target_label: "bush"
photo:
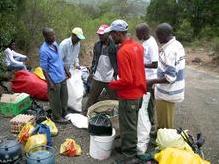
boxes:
[176,19,193,42]
[212,37,219,58]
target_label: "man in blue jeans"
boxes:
[39,27,70,124]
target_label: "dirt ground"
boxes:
[0,47,219,164]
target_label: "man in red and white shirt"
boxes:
[105,19,147,159]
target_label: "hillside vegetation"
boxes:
[0,0,218,66]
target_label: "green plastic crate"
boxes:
[0,95,32,117]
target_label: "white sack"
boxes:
[65,113,88,129]
[137,93,151,155]
[67,69,84,112]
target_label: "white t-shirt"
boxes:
[142,36,159,80]
[93,46,114,83]
[4,48,27,66]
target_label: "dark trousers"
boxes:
[85,79,116,111]
[119,98,142,157]
[147,87,155,125]
[48,80,68,120]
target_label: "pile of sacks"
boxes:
[139,128,210,164]
[11,66,88,112]
[17,118,58,152]
[17,118,82,157]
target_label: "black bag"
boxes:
[88,113,112,136]
[177,128,205,158]
[25,100,51,124]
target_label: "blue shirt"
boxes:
[39,42,66,84]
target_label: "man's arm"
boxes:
[145,43,158,69]
[39,49,55,90]
[75,44,80,69]
[90,43,97,75]
[13,50,27,59]
[4,49,23,65]
[145,61,158,69]
[109,51,133,90]
[64,66,71,78]
[147,77,169,88]
[42,70,55,90]
[148,50,177,87]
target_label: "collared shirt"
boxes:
[59,37,80,70]
[109,38,146,99]
[39,42,66,84]
[155,37,185,103]
[4,48,27,66]
[142,36,159,80]
[93,45,114,82]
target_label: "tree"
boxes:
[0,0,18,50]
[146,0,219,38]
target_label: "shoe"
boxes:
[115,146,122,154]
[51,117,70,124]
[62,111,71,118]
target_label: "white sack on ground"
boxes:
[137,93,151,155]
[65,113,88,129]
[67,69,84,112]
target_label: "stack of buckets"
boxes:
[89,122,116,160]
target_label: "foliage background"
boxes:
[0,0,218,67]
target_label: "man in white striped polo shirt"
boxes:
[148,23,185,128]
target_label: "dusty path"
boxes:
[176,66,219,164]
[0,66,219,163]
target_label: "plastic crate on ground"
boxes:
[0,93,32,117]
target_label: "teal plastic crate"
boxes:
[0,94,32,117]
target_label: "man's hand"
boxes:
[88,74,93,82]
[48,81,56,90]
[64,66,71,78]
[147,79,156,88]
[75,65,81,70]
[66,71,71,79]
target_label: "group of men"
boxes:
[39,19,185,162]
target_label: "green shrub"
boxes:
[176,19,193,42]
[212,37,219,57]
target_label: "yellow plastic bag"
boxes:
[24,134,47,153]
[60,139,82,157]
[33,67,45,80]
[155,147,210,164]
[156,128,192,151]
[17,122,34,144]
[42,118,58,136]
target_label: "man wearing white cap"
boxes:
[106,20,147,160]
[83,24,117,115]
[59,27,85,71]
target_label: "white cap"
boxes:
[104,19,128,33]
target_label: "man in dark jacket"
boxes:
[83,24,117,115]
